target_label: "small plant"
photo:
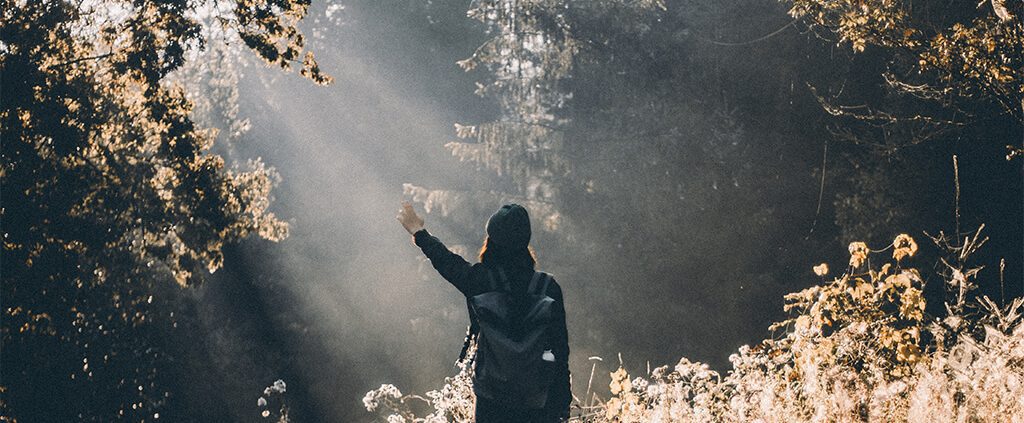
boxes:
[363,345,477,422]
[257,379,290,422]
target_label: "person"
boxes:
[397,201,571,422]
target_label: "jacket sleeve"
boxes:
[413,229,476,296]
[547,279,572,416]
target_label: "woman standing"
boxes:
[397,202,571,422]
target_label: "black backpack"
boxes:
[460,268,558,409]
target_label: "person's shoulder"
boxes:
[466,263,499,295]
[468,262,489,278]
[540,271,564,300]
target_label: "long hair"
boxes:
[478,236,536,270]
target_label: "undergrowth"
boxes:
[364,227,1024,422]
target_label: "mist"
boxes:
[172,1,1023,421]
[176,2,506,420]
[7,0,1018,421]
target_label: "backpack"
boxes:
[462,268,558,409]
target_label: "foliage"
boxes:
[787,0,1024,132]
[780,0,1024,251]
[0,0,328,419]
[366,231,1024,422]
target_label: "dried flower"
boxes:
[814,263,829,276]
[849,279,874,300]
[896,342,921,363]
[363,384,403,412]
[849,241,869,268]
[605,397,622,420]
[893,233,918,261]
[609,367,631,395]
[899,287,925,321]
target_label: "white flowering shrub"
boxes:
[363,347,477,422]
[366,229,1024,422]
[257,379,290,421]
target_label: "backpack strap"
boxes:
[485,269,498,292]
[458,267,510,366]
[496,267,510,292]
[461,269,497,366]
[529,272,552,296]
[526,271,543,295]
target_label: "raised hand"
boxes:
[396,201,425,235]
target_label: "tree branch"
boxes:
[46,52,114,70]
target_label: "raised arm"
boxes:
[397,202,475,295]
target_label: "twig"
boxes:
[585,356,602,408]
[805,139,828,240]
[46,52,114,69]
[953,155,961,242]
[696,20,797,47]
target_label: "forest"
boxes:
[1,0,1022,421]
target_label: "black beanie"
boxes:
[486,204,531,248]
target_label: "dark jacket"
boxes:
[413,229,571,416]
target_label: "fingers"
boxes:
[396,201,423,235]
[397,201,415,222]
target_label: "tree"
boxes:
[786,0,1023,150]
[0,0,329,419]
[780,0,1023,252]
